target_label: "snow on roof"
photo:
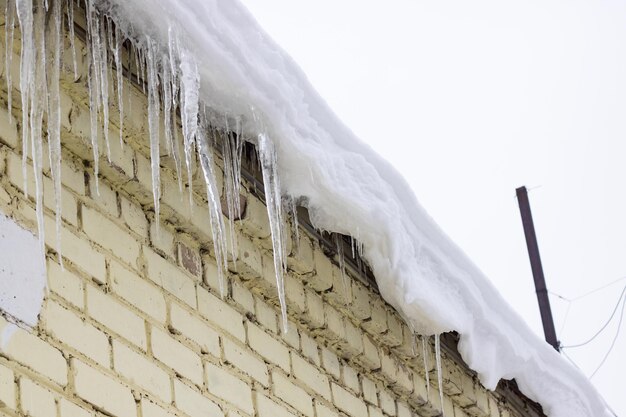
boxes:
[7,0,613,416]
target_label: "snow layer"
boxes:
[0,211,46,329]
[98,3,611,415]
[4,1,612,416]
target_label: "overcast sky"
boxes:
[240,0,626,414]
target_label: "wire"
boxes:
[561,284,626,349]
[590,294,626,379]
[550,275,626,302]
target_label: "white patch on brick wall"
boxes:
[0,211,46,329]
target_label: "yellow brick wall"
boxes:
[0,8,542,417]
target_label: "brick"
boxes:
[174,379,223,417]
[150,220,176,259]
[178,240,202,277]
[205,363,253,415]
[344,320,364,358]
[223,338,269,387]
[110,260,166,323]
[324,304,345,341]
[88,175,119,217]
[0,318,67,386]
[247,323,290,372]
[291,354,331,401]
[59,399,93,417]
[315,401,339,417]
[287,233,314,274]
[359,334,381,370]
[382,312,403,347]
[73,359,135,417]
[348,281,371,321]
[284,274,305,313]
[202,258,223,294]
[305,289,325,329]
[169,302,220,356]
[82,205,140,267]
[272,371,314,417]
[59,226,106,283]
[231,281,254,313]
[0,366,15,410]
[362,299,387,335]
[331,383,367,417]
[280,319,300,350]
[113,340,171,403]
[0,107,19,148]
[381,352,412,394]
[380,390,396,416]
[121,195,148,239]
[321,348,340,380]
[151,327,203,386]
[43,174,79,226]
[362,377,378,405]
[228,234,262,280]
[87,285,147,349]
[343,365,360,394]
[140,398,176,417]
[42,300,109,367]
[309,250,333,292]
[255,299,278,334]
[255,393,294,417]
[60,157,86,195]
[300,333,321,366]
[47,259,84,310]
[19,378,56,417]
[369,406,384,417]
[397,402,412,417]
[144,246,197,308]
[197,287,245,342]
[239,196,270,239]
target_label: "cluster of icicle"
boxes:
[4,0,450,411]
[4,0,290,328]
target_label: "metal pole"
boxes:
[515,186,560,351]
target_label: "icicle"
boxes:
[335,234,349,302]
[145,38,161,229]
[435,334,445,417]
[99,16,111,161]
[196,128,228,297]
[48,0,64,266]
[166,27,183,192]
[256,131,288,333]
[113,25,124,147]
[66,0,77,78]
[179,49,199,208]
[30,0,48,260]
[86,0,101,193]
[411,332,418,356]
[421,335,431,401]
[16,0,34,198]
[5,0,16,121]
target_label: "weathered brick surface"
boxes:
[0,20,541,417]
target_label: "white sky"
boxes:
[240,0,626,415]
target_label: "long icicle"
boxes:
[435,334,445,416]
[66,0,77,78]
[16,0,34,198]
[197,127,228,297]
[145,37,161,230]
[113,25,124,147]
[5,0,16,122]
[257,130,288,333]
[48,0,63,266]
[86,0,101,193]
[421,335,431,401]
